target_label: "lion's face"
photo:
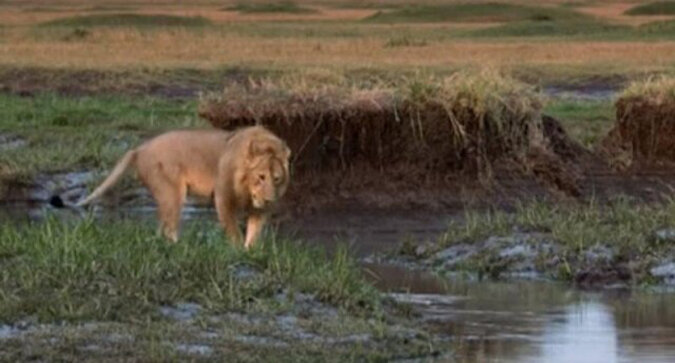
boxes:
[247,138,291,210]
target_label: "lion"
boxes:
[68,125,291,248]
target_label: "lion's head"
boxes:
[246,135,291,210]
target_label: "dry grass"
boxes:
[621,74,675,101]
[199,69,546,177]
[2,26,675,71]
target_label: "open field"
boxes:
[0,1,674,77]
[3,1,675,361]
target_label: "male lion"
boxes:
[72,125,291,248]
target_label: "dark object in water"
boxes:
[49,195,65,208]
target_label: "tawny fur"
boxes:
[78,126,291,248]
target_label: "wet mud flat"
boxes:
[0,289,439,361]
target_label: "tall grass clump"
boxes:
[620,75,675,100]
[0,218,379,323]
[600,76,675,166]
[625,1,675,16]
[40,14,212,28]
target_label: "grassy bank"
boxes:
[0,218,442,360]
[0,218,378,323]
[404,199,675,285]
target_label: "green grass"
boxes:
[40,13,212,28]
[366,3,582,23]
[472,19,627,38]
[636,19,675,37]
[544,99,614,146]
[0,218,379,323]
[225,2,317,14]
[625,1,675,16]
[0,93,202,181]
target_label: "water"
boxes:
[365,264,675,363]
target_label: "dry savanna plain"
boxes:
[2,0,675,361]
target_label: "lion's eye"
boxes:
[273,176,281,184]
[259,174,266,181]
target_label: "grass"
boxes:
[366,3,583,23]
[0,218,436,360]
[637,19,675,37]
[225,1,317,14]
[40,13,212,28]
[625,1,675,16]
[0,217,379,323]
[384,35,428,48]
[544,99,614,146]
[620,74,675,100]
[471,18,627,38]
[431,198,675,282]
[0,93,202,181]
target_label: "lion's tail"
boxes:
[77,149,138,207]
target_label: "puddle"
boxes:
[366,263,675,363]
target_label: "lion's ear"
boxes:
[248,139,273,159]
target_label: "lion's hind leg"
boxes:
[140,165,186,243]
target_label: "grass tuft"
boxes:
[40,14,212,28]
[625,1,675,16]
[0,218,379,323]
[620,75,675,101]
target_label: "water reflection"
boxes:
[366,264,675,363]
[538,301,617,363]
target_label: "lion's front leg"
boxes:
[244,213,267,249]
[214,190,243,245]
